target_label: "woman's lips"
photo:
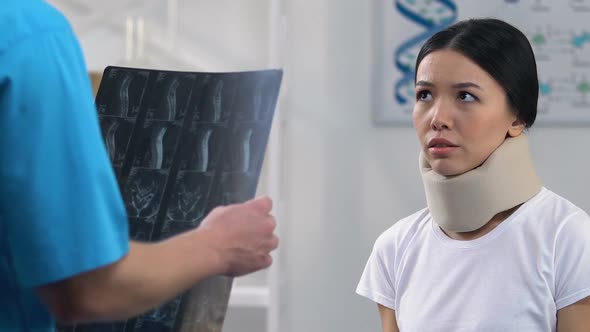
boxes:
[427,138,459,156]
[429,146,458,155]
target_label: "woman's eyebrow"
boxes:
[452,82,482,90]
[415,81,482,90]
[415,80,434,87]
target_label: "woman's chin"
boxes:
[431,163,469,177]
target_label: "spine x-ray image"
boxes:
[57,66,282,332]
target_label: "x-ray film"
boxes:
[57,66,282,332]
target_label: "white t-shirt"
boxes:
[356,188,590,332]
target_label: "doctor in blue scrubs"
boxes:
[0,1,279,331]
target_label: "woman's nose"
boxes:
[430,102,453,130]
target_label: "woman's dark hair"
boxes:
[415,18,538,128]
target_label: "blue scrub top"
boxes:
[0,1,129,330]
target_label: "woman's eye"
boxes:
[459,92,476,102]
[416,91,432,101]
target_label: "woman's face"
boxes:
[412,49,525,176]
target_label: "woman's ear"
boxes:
[507,118,526,137]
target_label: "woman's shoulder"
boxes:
[522,187,590,231]
[528,187,588,218]
[373,207,432,251]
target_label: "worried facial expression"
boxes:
[412,50,525,176]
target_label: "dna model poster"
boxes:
[374,0,590,125]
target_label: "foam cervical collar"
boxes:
[420,134,542,232]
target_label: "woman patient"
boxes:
[357,18,590,332]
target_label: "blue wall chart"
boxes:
[374,0,590,125]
